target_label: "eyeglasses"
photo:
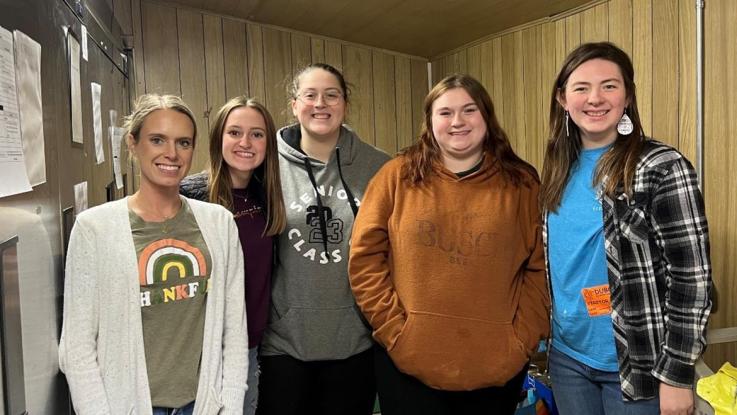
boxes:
[295,90,344,106]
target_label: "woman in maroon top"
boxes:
[180,96,286,415]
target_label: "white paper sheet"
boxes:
[68,33,83,144]
[0,26,32,198]
[109,109,117,129]
[110,125,125,189]
[109,110,124,189]
[81,25,88,61]
[73,181,87,213]
[13,30,46,186]
[91,82,104,164]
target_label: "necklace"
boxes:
[159,212,175,234]
[232,190,262,219]
[234,187,249,201]
[151,207,179,234]
[130,195,181,234]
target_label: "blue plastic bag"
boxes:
[517,372,558,415]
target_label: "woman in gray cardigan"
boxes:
[58,94,248,415]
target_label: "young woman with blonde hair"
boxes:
[60,94,248,414]
[180,96,286,415]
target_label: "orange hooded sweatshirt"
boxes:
[349,155,550,391]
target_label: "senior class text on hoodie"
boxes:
[259,124,390,361]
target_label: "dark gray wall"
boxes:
[0,0,130,413]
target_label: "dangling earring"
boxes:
[564,110,570,137]
[617,109,634,135]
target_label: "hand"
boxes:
[659,382,694,415]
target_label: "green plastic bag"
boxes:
[697,362,737,415]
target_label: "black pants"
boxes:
[374,346,526,415]
[256,347,375,415]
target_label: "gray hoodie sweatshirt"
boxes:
[260,124,390,361]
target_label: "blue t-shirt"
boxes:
[548,144,618,371]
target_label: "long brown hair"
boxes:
[207,96,286,236]
[401,73,536,185]
[540,42,646,213]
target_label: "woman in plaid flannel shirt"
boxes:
[540,42,712,415]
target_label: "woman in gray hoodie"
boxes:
[257,63,389,415]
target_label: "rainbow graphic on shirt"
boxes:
[138,238,209,307]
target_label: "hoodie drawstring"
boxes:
[302,149,360,263]
[336,147,359,217]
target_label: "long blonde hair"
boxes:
[207,97,286,236]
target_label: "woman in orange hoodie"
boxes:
[349,74,550,414]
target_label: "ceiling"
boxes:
[166,0,591,58]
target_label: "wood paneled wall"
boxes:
[703,0,737,370]
[432,0,694,169]
[119,0,735,367]
[129,0,429,173]
[432,0,736,368]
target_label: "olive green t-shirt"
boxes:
[130,200,212,407]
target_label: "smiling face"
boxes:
[431,87,487,169]
[291,68,346,141]
[221,106,268,188]
[559,58,628,148]
[128,109,195,192]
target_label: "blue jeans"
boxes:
[244,347,260,415]
[152,401,195,415]
[549,347,659,415]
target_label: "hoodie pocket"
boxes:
[268,306,370,360]
[389,311,528,391]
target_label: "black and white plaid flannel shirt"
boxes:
[544,140,712,401]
